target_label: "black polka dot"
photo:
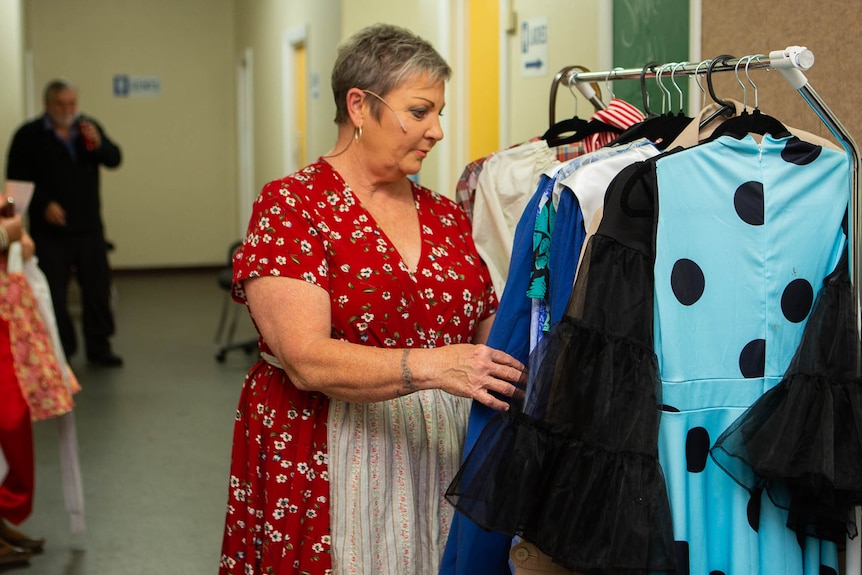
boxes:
[685,427,710,473]
[674,541,690,575]
[781,137,822,165]
[734,181,764,225]
[820,565,838,575]
[660,404,681,413]
[747,493,761,532]
[781,279,814,323]
[671,259,705,306]
[739,339,766,378]
[710,571,727,575]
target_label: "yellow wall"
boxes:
[468,0,499,161]
[22,0,236,269]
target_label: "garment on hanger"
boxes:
[467,99,645,297]
[652,133,846,575]
[441,175,553,575]
[448,155,677,574]
[471,140,560,298]
[444,140,661,575]
[528,139,659,346]
[448,131,850,575]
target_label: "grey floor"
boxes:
[10,270,258,575]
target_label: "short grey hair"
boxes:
[43,78,76,103]
[331,23,451,125]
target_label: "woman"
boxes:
[219,23,524,575]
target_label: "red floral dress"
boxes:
[219,160,497,575]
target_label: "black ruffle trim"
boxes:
[711,254,862,543]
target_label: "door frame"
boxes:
[282,24,309,177]
[236,47,255,238]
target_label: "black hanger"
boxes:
[708,108,791,140]
[542,117,622,147]
[698,55,737,129]
[605,62,691,150]
[608,113,690,150]
[708,54,792,140]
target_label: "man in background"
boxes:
[6,78,124,367]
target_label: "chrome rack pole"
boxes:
[563,56,773,85]
[767,47,862,575]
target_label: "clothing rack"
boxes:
[561,47,862,575]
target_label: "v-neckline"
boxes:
[329,165,425,277]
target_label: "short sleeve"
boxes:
[232,175,329,303]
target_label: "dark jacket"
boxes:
[6,115,122,237]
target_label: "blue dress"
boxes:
[654,133,847,575]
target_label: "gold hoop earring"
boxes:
[354,125,363,142]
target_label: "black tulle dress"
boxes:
[446,162,677,574]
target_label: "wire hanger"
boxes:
[640,61,660,117]
[655,63,674,115]
[548,65,603,127]
[670,61,690,115]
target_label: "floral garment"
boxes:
[220,159,497,575]
[0,263,78,421]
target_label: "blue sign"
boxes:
[112,74,162,98]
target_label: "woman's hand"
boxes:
[428,344,525,411]
[1,215,23,244]
[20,231,35,260]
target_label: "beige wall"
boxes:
[8,2,858,270]
[0,0,25,181]
[233,0,342,192]
[22,0,236,269]
[341,0,457,196]
[6,1,613,268]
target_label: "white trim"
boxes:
[25,50,34,118]
[453,0,467,170]
[436,1,451,194]
[498,0,510,148]
[236,47,255,238]
[281,24,309,177]
[688,0,703,113]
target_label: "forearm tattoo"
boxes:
[399,349,417,395]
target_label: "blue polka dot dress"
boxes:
[654,133,848,575]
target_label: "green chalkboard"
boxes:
[612,0,690,115]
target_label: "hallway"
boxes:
[14,270,257,574]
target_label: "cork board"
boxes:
[702,3,860,147]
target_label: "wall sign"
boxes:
[520,16,549,78]
[113,74,162,98]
